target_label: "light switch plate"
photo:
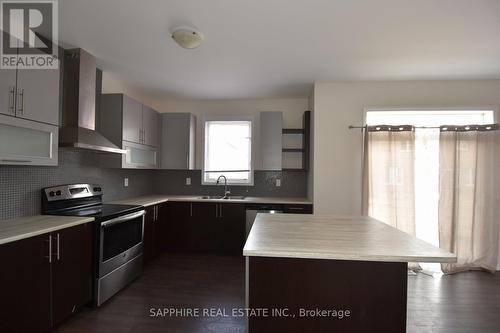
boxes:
[276,179,281,187]
[124,178,129,187]
[186,177,191,185]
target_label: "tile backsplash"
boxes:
[154,169,307,198]
[0,149,154,220]
[0,150,308,220]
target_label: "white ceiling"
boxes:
[59,0,500,99]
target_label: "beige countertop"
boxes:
[243,214,457,263]
[110,194,312,207]
[0,215,95,245]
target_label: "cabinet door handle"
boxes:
[8,86,16,114]
[55,233,60,260]
[190,203,193,217]
[17,88,24,115]
[219,204,223,218]
[46,235,52,263]
[215,204,218,218]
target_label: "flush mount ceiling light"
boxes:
[171,28,203,49]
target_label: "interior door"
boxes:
[0,68,17,116]
[16,67,60,125]
[0,234,51,333]
[51,223,93,327]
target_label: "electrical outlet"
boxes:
[186,177,191,185]
[276,179,281,187]
[124,178,129,187]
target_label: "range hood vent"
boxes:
[60,48,126,154]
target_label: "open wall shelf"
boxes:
[281,111,310,171]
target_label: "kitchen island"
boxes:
[243,214,456,333]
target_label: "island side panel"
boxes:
[247,257,408,333]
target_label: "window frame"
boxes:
[201,115,255,186]
[364,107,497,126]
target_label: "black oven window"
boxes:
[102,217,143,261]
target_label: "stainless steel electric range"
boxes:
[41,184,145,306]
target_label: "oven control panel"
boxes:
[43,184,103,201]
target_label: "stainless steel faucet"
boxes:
[216,175,231,199]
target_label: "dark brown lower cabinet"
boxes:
[165,201,192,252]
[144,202,169,263]
[0,233,51,333]
[217,203,245,255]
[191,202,218,252]
[164,201,245,255]
[51,223,92,327]
[0,223,92,332]
[143,205,155,263]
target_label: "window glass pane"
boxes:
[366,110,494,126]
[204,120,252,183]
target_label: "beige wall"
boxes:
[154,98,309,169]
[101,72,155,107]
[313,80,500,215]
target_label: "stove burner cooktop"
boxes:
[56,204,141,219]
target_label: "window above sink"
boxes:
[202,116,254,186]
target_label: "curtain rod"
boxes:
[349,125,440,129]
[349,124,499,130]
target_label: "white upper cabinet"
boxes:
[122,95,143,144]
[159,113,196,170]
[99,93,159,169]
[0,114,58,166]
[259,111,282,170]
[15,68,60,125]
[0,69,17,117]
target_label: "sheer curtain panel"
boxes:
[439,125,500,273]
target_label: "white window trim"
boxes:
[201,115,256,186]
[363,107,497,125]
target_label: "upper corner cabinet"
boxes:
[98,93,159,169]
[159,113,196,169]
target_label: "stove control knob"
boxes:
[93,187,102,192]
[56,190,62,196]
[49,191,55,197]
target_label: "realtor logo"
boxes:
[1,0,58,69]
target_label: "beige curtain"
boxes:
[362,126,419,270]
[363,127,416,234]
[439,126,500,273]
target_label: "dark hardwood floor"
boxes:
[55,254,500,333]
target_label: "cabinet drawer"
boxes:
[283,204,313,214]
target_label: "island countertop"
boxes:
[243,214,456,263]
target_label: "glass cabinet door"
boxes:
[122,141,157,169]
[0,114,58,165]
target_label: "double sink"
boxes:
[197,195,246,200]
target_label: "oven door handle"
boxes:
[101,210,145,228]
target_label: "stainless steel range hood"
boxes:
[60,48,126,154]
